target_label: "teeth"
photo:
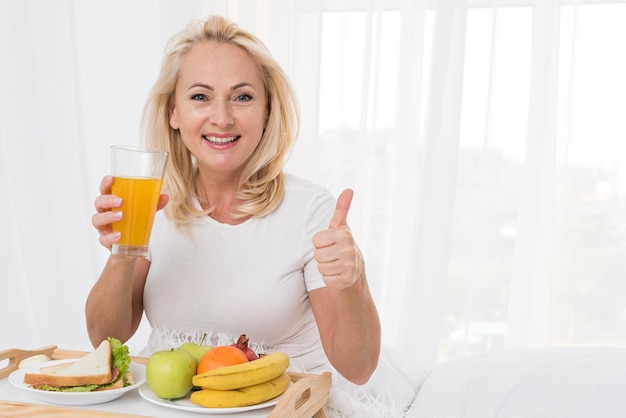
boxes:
[204,136,239,144]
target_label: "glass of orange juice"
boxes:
[110,145,169,257]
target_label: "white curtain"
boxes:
[2,0,625,368]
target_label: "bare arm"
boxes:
[85,255,149,346]
[309,275,381,384]
[311,189,381,384]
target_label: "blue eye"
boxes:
[191,93,208,101]
[235,93,252,102]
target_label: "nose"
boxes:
[211,98,234,128]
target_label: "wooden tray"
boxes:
[0,401,150,418]
[0,346,331,418]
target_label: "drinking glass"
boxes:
[110,145,169,257]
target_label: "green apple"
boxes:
[146,349,196,399]
[179,341,213,364]
[179,334,212,364]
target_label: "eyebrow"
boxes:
[187,82,255,91]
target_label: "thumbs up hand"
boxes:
[313,189,365,290]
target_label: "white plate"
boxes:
[9,359,146,406]
[139,383,281,415]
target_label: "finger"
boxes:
[329,188,354,229]
[99,175,115,195]
[98,231,122,251]
[314,246,338,264]
[92,209,122,251]
[92,210,123,230]
[94,194,123,213]
[317,260,345,277]
[320,272,355,290]
[157,194,169,211]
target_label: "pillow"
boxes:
[406,347,626,418]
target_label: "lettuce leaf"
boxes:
[107,337,131,386]
[33,383,99,392]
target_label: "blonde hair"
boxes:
[141,15,299,226]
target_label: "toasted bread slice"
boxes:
[23,340,113,387]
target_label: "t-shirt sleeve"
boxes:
[302,189,336,292]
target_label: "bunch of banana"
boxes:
[190,372,290,408]
[190,351,291,408]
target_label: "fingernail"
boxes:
[113,210,123,219]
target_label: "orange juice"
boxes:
[111,176,163,249]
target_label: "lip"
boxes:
[202,134,241,149]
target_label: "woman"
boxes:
[86,15,381,389]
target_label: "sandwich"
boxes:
[23,337,133,392]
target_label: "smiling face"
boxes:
[169,41,268,183]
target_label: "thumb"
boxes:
[329,189,354,229]
[157,194,170,211]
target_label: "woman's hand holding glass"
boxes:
[92,175,169,252]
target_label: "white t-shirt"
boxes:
[141,174,335,373]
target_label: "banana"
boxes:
[190,372,290,408]
[193,351,290,390]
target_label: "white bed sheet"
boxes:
[407,346,626,418]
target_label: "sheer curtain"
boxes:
[2,0,625,368]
